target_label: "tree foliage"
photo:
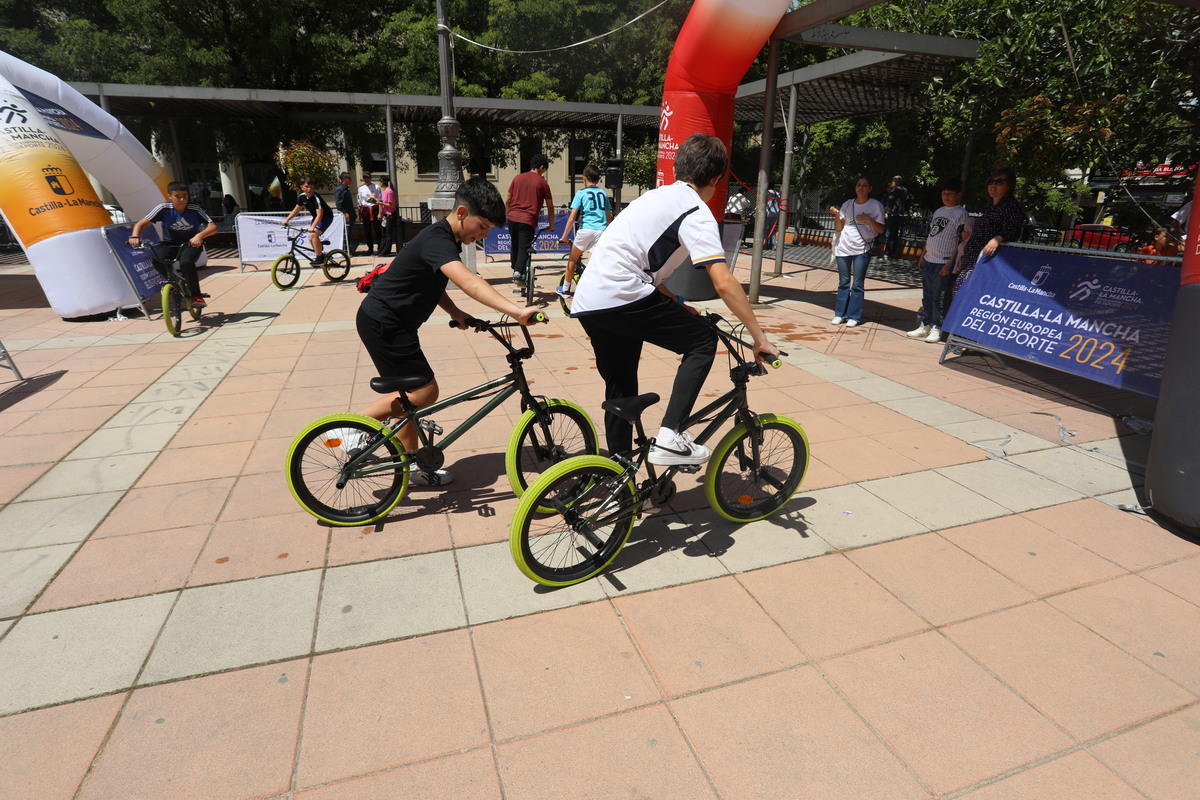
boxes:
[276,140,338,190]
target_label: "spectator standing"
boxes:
[506,154,554,284]
[763,184,781,248]
[883,175,913,258]
[908,177,971,343]
[334,172,356,250]
[1139,226,1179,263]
[358,173,382,256]
[377,176,398,256]
[950,167,1024,296]
[556,163,612,297]
[831,176,885,328]
[222,194,240,219]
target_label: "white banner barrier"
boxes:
[234,212,347,265]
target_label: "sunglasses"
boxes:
[987,178,1009,185]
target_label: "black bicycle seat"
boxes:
[601,393,660,422]
[371,375,431,394]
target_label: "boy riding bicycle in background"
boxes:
[570,132,780,465]
[557,162,613,298]
[280,177,333,267]
[128,181,218,306]
[352,176,543,486]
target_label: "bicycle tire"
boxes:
[187,297,202,321]
[272,253,301,289]
[161,282,182,337]
[505,399,599,509]
[704,414,809,522]
[524,249,536,305]
[286,413,409,526]
[510,455,638,586]
[322,249,351,282]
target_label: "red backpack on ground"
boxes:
[356,263,390,293]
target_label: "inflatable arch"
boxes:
[0,50,170,318]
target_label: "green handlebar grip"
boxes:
[534,312,547,323]
[769,357,782,369]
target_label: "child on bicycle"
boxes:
[353,176,543,486]
[556,163,612,298]
[128,181,218,306]
[571,132,780,465]
[280,177,333,266]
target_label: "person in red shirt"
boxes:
[505,154,555,283]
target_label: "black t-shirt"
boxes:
[298,191,332,220]
[360,218,461,330]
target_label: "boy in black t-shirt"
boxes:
[354,176,542,485]
[281,177,334,265]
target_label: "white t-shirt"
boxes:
[923,205,971,264]
[357,182,381,206]
[571,181,725,316]
[1173,200,1191,229]
[834,198,884,257]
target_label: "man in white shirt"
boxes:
[572,133,779,465]
[357,173,383,256]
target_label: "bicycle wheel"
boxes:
[555,261,584,317]
[271,253,301,289]
[505,399,599,507]
[322,249,351,282]
[161,282,183,337]
[187,294,202,321]
[704,413,809,522]
[524,250,537,305]
[510,455,638,586]
[286,413,409,526]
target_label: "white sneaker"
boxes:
[648,431,711,466]
[907,324,930,338]
[408,463,454,486]
[326,428,368,456]
[845,319,860,328]
[831,316,844,325]
[925,326,943,343]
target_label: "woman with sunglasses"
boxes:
[950,167,1024,295]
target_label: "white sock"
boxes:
[656,426,679,444]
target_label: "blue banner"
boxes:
[943,246,1180,397]
[104,224,165,302]
[16,88,107,139]
[483,214,571,256]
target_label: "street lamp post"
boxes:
[432,0,464,216]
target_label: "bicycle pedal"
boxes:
[419,419,443,436]
[676,464,701,474]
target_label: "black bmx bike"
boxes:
[139,241,207,337]
[271,225,351,289]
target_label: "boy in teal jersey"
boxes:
[557,163,613,297]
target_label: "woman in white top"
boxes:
[831,176,885,327]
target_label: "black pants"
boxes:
[508,220,536,277]
[173,242,203,297]
[578,292,718,455]
[378,215,395,256]
[360,210,380,253]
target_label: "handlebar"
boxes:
[703,312,786,371]
[447,313,548,358]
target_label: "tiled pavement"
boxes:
[1,247,1197,799]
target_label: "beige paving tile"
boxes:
[947,603,1193,740]
[613,576,804,697]
[0,492,122,550]
[1048,575,1200,693]
[78,661,306,800]
[861,470,1012,530]
[795,483,928,550]
[296,631,488,788]
[18,452,157,501]
[0,692,126,800]
[473,602,659,740]
[64,422,183,461]
[592,514,737,595]
[32,526,209,612]
[821,630,1073,795]
[294,750,503,800]
[936,457,1085,512]
[881,394,986,426]
[740,554,929,660]
[495,704,716,799]
[1091,705,1200,800]
[188,513,328,585]
[957,751,1144,800]
[699,509,834,574]
[847,533,1036,625]
[1006,446,1141,496]
[941,515,1128,596]
[672,666,928,800]
[456,540,607,625]
[932,417,1057,454]
[0,543,78,617]
[1023,499,1199,571]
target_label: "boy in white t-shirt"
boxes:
[571,133,779,465]
[909,177,971,343]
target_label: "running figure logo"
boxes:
[1070,278,1102,301]
[42,165,74,196]
[0,103,28,125]
[660,103,674,131]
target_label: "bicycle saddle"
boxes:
[370,375,430,394]
[601,393,660,422]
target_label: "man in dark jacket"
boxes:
[334,172,357,253]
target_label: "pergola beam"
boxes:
[785,23,981,59]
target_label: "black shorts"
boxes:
[355,306,434,385]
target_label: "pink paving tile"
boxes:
[294,749,502,800]
[1022,500,1199,571]
[613,576,804,697]
[0,409,35,436]
[32,526,209,612]
[167,411,270,449]
[296,631,488,788]
[136,441,254,487]
[0,462,52,505]
[496,704,716,800]
[188,513,328,585]
[790,409,860,444]
[327,503,453,565]
[472,602,659,740]
[49,383,146,409]
[874,426,988,469]
[0,693,126,800]
[274,384,354,412]
[284,366,357,389]
[91,478,235,538]
[8,404,122,435]
[209,372,289,396]
[238,434,292,475]
[786,381,874,410]
[795,454,851,491]
[957,751,1143,800]
[189,390,280,419]
[941,515,1128,596]
[0,428,91,467]
[740,554,929,660]
[823,403,926,435]
[1091,705,1200,800]
[847,533,1036,625]
[218,471,307,521]
[1141,555,1200,606]
[814,434,927,482]
[77,661,307,800]
[821,631,1073,795]
[946,603,1192,740]
[672,667,927,800]
[1048,574,1200,691]
[83,366,169,388]
[260,406,339,439]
